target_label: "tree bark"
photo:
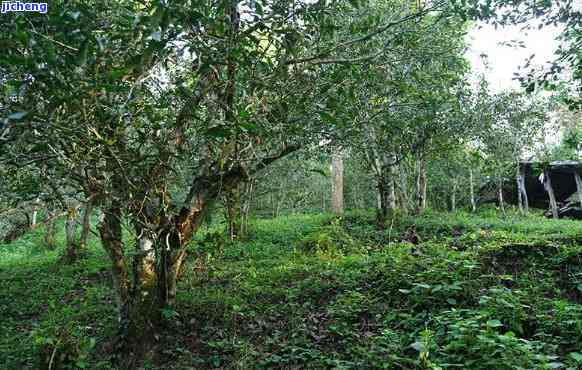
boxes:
[331,151,344,215]
[224,184,243,240]
[63,206,79,263]
[376,168,396,226]
[240,179,254,237]
[99,206,129,314]
[543,170,559,219]
[415,153,427,214]
[31,197,40,228]
[516,164,529,214]
[43,210,57,249]
[451,179,457,212]
[397,164,409,213]
[79,198,94,248]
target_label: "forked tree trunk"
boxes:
[105,203,206,359]
[331,151,344,215]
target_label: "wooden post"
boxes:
[543,170,559,219]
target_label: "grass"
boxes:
[1,210,582,369]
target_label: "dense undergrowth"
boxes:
[2,209,582,369]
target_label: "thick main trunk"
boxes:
[331,151,344,215]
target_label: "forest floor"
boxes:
[2,210,582,369]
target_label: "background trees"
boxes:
[0,0,574,365]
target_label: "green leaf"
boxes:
[547,362,564,369]
[486,319,503,328]
[570,352,582,363]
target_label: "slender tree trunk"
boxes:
[43,210,57,249]
[543,170,559,219]
[469,169,476,212]
[79,198,94,248]
[274,182,282,218]
[331,151,344,215]
[397,164,409,213]
[376,168,396,226]
[31,197,40,228]
[63,206,79,262]
[516,164,529,214]
[415,153,427,214]
[451,179,457,212]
